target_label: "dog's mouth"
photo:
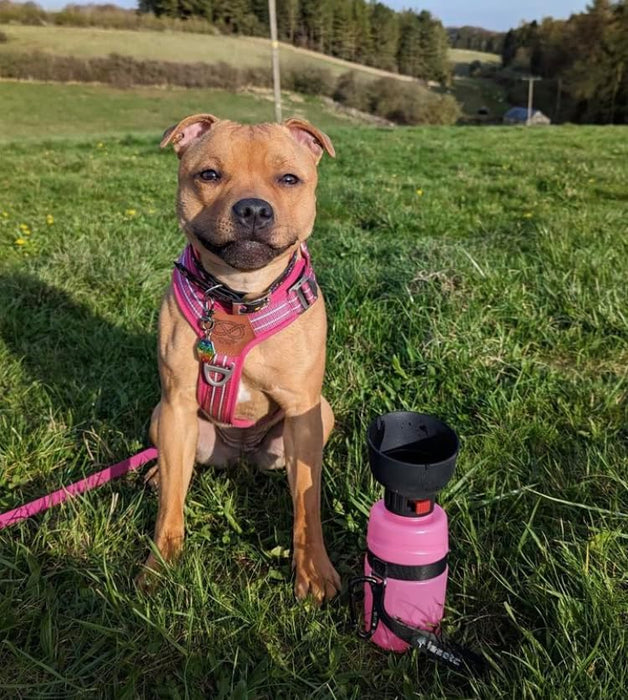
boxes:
[196,236,294,271]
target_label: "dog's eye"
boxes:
[279,173,300,185]
[199,169,221,182]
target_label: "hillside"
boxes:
[0,24,499,79]
[0,24,504,120]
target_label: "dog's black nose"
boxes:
[232,198,274,229]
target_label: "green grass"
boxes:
[1,112,627,696]
[449,48,501,65]
[0,82,354,141]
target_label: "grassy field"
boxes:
[0,82,354,141]
[1,98,627,697]
[449,48,500,65]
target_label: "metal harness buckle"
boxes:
[203,363,234,387]
[289,275,318,311]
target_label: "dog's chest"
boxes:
[233,375,279,423]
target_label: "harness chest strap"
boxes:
[172,243,319,428]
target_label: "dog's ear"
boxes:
[160,113,219,157]
[284,118,335,163]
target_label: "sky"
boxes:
[384,1,590,31]
[37,1,591,32]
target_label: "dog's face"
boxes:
[161,115,335,272]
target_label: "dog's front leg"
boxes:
[284,400,340,602]
[141,296,199,580]
[148,392,198,570]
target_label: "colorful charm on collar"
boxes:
[196,293,217,363]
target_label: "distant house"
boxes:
[503,107,551,125]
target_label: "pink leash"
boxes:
[0,447,158,530]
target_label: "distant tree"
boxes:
[140,0,212,19]
[417,10,450,84]
[330,0,354,59]
[448,25,505,54]
[299,0,334,53]
[351,0,372,64]
[277,0,299,42]
[368,2,399,71]
[396,11,425,78]
[501,29,518,66]
[565,0,627,121]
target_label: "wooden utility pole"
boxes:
[521,76,541,125]
[268,0,282,122]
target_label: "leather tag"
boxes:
[211,310,255,355]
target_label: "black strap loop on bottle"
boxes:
[367,550,448,581]
[348,576,486,677]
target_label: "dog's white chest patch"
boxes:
[237,384,251,403]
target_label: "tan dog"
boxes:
[141,114,340,602]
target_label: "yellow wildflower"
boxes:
[523,212,533,219]
[125,209,137,217]
[19,223,29,231]
[15,238,26,246]
[97,142,104,149]
[416,188,424,197]
[46,214,54,225]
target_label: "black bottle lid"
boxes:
[367,412,458,505]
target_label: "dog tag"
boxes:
[196,337,216,363]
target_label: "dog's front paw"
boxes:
[136,531,184,590]
[293,544,341,604]
[136,555,160,592]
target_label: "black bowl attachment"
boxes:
[367,412,458,516]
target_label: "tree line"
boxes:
[138,0,451,84]
[447,26,504,55]
[501,0,627,123]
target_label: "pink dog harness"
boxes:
[172,244,319,428]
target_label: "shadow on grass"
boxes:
[0,271,158,427]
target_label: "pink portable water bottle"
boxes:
[350,412,482,673]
